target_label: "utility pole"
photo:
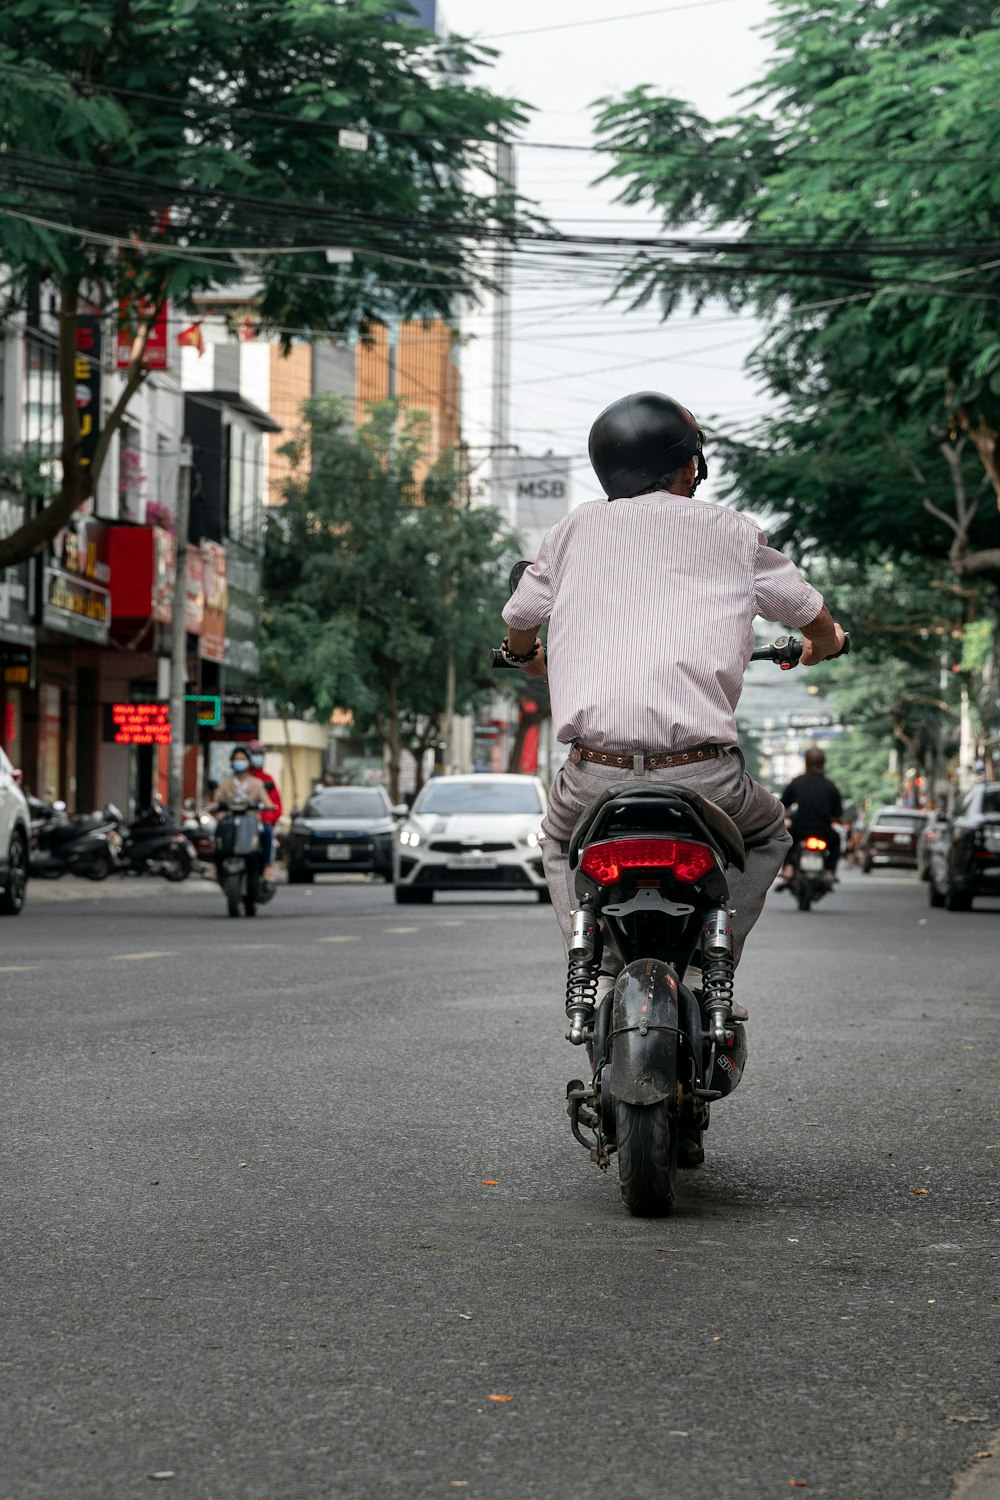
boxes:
[168,439,193,817]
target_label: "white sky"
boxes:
[442,0,777,502]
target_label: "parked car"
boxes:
[393,773,547,904]
[861,806,929,873]
[916,810,950,881]
[286,785,405,884]
[0,746,29,914]
[928,783,1000,911]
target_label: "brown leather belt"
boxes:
[569,742,721,773]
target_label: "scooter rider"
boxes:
[247,741,282,881]
[211,747,273,821]
[778,746,844,885]
[501,391,846,993]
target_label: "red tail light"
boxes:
[579,837,716,886]
[804,836,828,851]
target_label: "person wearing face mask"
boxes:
[247,741,282,881]
[212,747,274,822]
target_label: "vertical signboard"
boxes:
[43,518,112,644]
[223,541,261,688]
[75,317,102,472]
[199,541,227,662]
[117,299,169,370]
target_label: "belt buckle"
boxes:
[632,751,645,774]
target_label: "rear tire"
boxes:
[287,862,313,885]
[928,879,945,909]
[795,884,812,912]
[945,885,973,912]
[224,871,242,917]
[615,1099,677,1217]
[86,849,113,882]
[0,832,28,915]
[394,885,433,904]
[862,855,873,874]
[163,843,192,883]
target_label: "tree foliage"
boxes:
[262,396,514,801]
[594,0,1000,577]
[0,0,529,564]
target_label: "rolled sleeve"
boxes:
[754,534,823,628]
[502,540,556,630]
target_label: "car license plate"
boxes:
[800,854,824,872]
[326,845,351,861]
[446,854,498,870]
[893,833,911,845]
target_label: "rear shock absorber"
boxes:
[565,906,600,1045]
[701,906,735,1044]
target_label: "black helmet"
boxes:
[588,391,707,500]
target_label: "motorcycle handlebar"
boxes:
[490,632,852,672]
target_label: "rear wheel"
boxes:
[862,854,873,874]
[0,832,28,915]
[287,863,313,885]
[86,849,113,882]
[795,882,812,912]
[945,885,973,912]
[928,878,945,909]
[394,885,433,904]
[615,1099,677,1217]
[163,842,192,883]
[224,871,242,917]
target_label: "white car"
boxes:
[394,773,548,904]
[0,744,30,915]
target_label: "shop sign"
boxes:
[199,541,227,662]
[0,645,33,689]
[43,518,111,644]
[198,693,260,744]
[117,298,169,371]
[75,318,102,471]
[0,485,36,647]
[103,700,172,746]
[223,543,261,686]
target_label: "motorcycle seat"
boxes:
[568,782,746,873]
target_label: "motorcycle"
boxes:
[492,588,849,1215]
[28,799,124,881]
[181,799,218,875]
[214,798,275,917]
[116,797,193,882]
[784,826,835,912]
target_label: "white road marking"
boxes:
[385,925,419,934]
[317,935,360,944]
[0,964,39,972]
[111,951,178,962]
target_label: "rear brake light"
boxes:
[579,837,715,885]
[804,836,828,851]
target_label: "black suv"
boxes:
[286,785,405,884]
[927,783,1000,911]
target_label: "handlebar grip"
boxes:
[490,648,520,669]
[833,632,851,658]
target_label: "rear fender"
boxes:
[609,959,682,1107]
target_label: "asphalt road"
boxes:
[2,867,998,1500]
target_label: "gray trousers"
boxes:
[540,747,790,971]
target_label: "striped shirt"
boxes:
[502,492,823,752]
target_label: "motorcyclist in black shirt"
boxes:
[777,747,844,887]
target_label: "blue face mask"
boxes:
[250,754,265,769]
[232,759,250,775]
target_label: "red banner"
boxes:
[199,541,227,662]
[117,299,169,370]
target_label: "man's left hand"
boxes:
[518,642,547,679]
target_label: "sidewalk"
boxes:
[954,1443,1000,1500]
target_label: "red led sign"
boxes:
[104,701,172,746]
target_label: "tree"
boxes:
[0,0,528,565]
[262,396,514,802]
[594,0,1000,578]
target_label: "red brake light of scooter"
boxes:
[804,836,828,851]
[579,837,716,886]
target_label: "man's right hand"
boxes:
[800,607,846,666]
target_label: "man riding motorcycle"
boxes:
[500,392,846,1157]
[778,746,844,886]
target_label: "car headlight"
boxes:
[523,830,542,848]
[399,826,422,848]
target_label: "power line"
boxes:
[479,0,740,42]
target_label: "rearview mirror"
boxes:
[392,803,409,818]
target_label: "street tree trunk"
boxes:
[385,670,402,805]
